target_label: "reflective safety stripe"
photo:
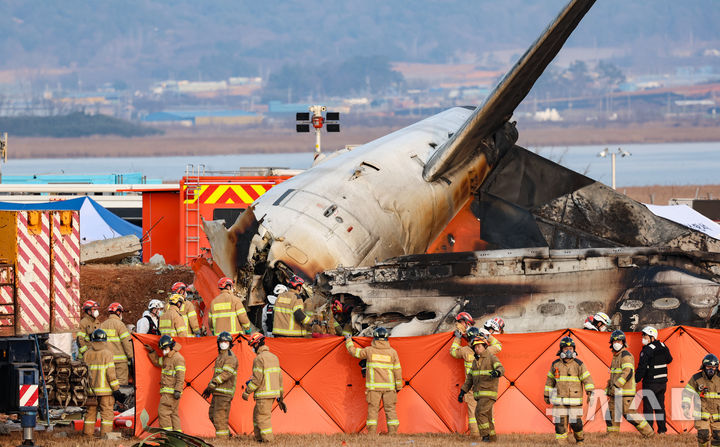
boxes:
[607,426,620,432]
[92,386,112,393]
[216,430,230,436]
[653,374,667,379]
[214,387,235,395]
[474,390,497,398]
[556,432,568,439]
[387,419,399,426]
[551,397,583,406]
[160,387,177,394]
[468,417,477,424]
[609,368,623,373]
[636,420,649,429]
[617,377,627,386]
[544,386,554,393]
[653,364,667,369]
[113,354,128,362]
[88,363,115,370]
[705,392,720,399]
[366,420,377,425]
[584,383,595,391]
[223,365,236,374]
[477,422,490,429]
[621,363,634,370]
[556,376,580,382]
[109,379,119,388]
[580,370,591,380]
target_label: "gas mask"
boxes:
[92,310,99,318]
[219,342,230,351]
[163,348,171,356]
[560,350,576,359]
[612,342,624,352]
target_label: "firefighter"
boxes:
[450,326,481,435]
[83,329,122,437]
[605,330,653,437]
[171,282,202,336]
[682,354,720,447]
[209,277,252,336]
[583,312,611,331]
[76,300,101,359]
[636,326,673,434]
[458,336,504,443]
[136,299,163,335]
[242,333,285,443]
[159,294,189,337]
[455,312,475,336]
[331,299,353,337]
[202,332,238,438]
[100,303,133,386]
[272,276,312,337]
[345,327,403,434]
[262,284,285,337]
[148,335,186,432]
[544,336,594,444]
[481,317,504,354]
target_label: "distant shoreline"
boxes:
[8,121,720,159]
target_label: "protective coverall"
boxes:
[242,345,283,442]
[208,290,251,335]
[159,305,188,337]
[100,314,133,385]
[544,358,594,443]
[345,338,403,434]
[76,313,99,358]
[683,371,720,446]
[450,335,479,434]
[179,300,201,335]
[272,291,311,337]
[605,349,653,436]
[461,350,504,441]
[83,341,119,435]
[150,346,186,431]
[207,349,238,437]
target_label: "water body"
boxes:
[3,141,719,186]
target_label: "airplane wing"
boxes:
[423,0,596,182]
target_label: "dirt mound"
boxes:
[80,264,194,324]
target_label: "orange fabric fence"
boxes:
[132,326,716,437]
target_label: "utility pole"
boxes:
[296,106,340,159]
[0,132,7,183]
[598,147,631,190]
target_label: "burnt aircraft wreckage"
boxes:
[203,0,720,334]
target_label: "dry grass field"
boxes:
[3,430,701,447]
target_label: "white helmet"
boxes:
[148,299,164,310]
[273,284,288,295]
[641,326,658,339]
[479,328,492,339]
[593,312,611,327]
[484,318,501,333]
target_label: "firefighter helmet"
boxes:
[559,336,575,350]
[702,354,720,368]
[610,329,626,344]
[218,277,234,290]
[455,312,475,326]
[484,318,501,333]
[288,275,304,288]
[641,326,658,339]
[248,332,265,349]
[148,299,164,310]
[168,294,184,306]
[373,327,389,341]
[90,329,107,342]
[171,282,187,294]
[331,300,343,314]
[466,326,481,341]
[217,331,233,348]
[83,300,100,312]
[491,317,505,332]
[159,335,175,350]
[471,337,489,348]
[593,312,611,327]
[273,284,288,295]
[108,302,124,313]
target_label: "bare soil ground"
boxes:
[9,122,720,159]
[2,430,699,447]
[80,264,194,324]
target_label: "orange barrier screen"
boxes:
[133,326,713,436]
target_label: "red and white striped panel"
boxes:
[19,384,38,407]
[51,211,81,332]
[16,211,51,334]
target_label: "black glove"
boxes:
[277,398,287,413]
[453,330,462,339]
[112,389,124,402]
[173,390,181,400]
[490,369,501,378]
[457,390,466,403]
[201,386,212,399]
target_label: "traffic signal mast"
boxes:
[296,105,340,158]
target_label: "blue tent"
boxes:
[0,197,142,243]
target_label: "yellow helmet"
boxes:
[168,294,184,306]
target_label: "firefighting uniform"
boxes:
[159,306,188,337]
[150,346,186,431]
[100,314,133,385]
[332,313,353,337]
[455,323,502,355]
[76,314,99,358]
[450,335,479,434]
[683,371,720,446]
[461,350,504,440]
[605,349,653,436]
[544,358,594,443]
[272,291,311,337]
[207,349,238,438]
[208,290,251,335]
[243,345,283,442]
[180,301,201,335]
[83,342,120,435]
[345,338,403,434]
